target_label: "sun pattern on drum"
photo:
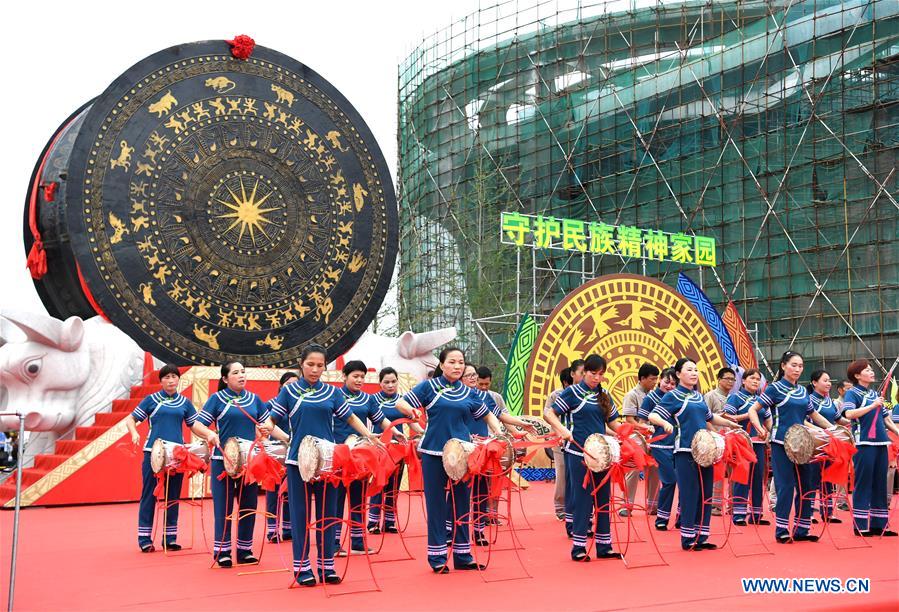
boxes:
[523,274,725,417]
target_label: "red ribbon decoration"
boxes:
[818,430,858,485]
[226,35,255,60]
[714,430,757,484]
[615,424,654,470]
[154,445,209,498]
[465,438,512,499]
[244,443,286,492]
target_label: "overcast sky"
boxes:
[1,0,483,318]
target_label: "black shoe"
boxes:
[756,518,771,526]
[140,543,155,553]
[454,561,487,571]
[776,535,792,544]
[853,528,874,537]
[431,564,449,574]
[237,552,259,564]
[696,542,718,550]
[733,519,748,527]
[319,571,342,584]
[164,542,182,551]
[384,524,398,534]
[368,523,382,535]
[811,517,819,524]
[881,530,898,537]
[217,555,233,568]
[792,534,819,542]
[295,572,316,587]
[571,546,590,562]
[596,550,623,559]
[827,517,842,524]
[654,522,668,531]
[267,533,280,543]
[474,533,489,547]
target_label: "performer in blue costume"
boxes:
[841,359,899,537]
[637,367,678,531]
[125,364,218,553]
[393,347,532,574]
[544,354,625,562]
[263,345,381,586]
[748,351,833,543]
[265,371,298,542]
[724,368,770,526]
[333,360,394,556]
[806,369,847,524]
[649,358,738,551]
[197,362,270,567]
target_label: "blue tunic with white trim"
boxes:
[371,392,404,434]
[131,391,197,451]
[402,376,488,456]
[842,385,890,446]
[725,389,769,439]
[810,392,839,425]
[651,385,711,454]
[756,379,812,446]
[268,379,351,465]
[638,388,674,449]
[552,382,619,456]
[197,388,268,460]
[333,387,386,442]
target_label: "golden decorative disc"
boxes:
[522,274,725,416]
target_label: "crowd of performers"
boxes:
[126,346,898,583]
[545,352,899,560]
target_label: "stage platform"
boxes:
[2,481,897,610]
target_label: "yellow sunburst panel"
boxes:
[523,274,725,416]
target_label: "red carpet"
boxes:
[2,482,897,610]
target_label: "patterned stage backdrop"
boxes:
[502,314,538,416]
[676,273,740,368]
[722,301,758,370]
[522,274,726,416]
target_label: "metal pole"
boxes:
[4,412,25,612]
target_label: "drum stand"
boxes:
[810,468,871,550]
[454,473,531,583]
[153,470,209,556]
[208,474,281,574]
[317,480,381,597]
[367,468,415,563]
[606,471,668,569]
[724,468,773,558]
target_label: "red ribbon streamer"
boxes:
[244,443,286,492]
[154,445,208,498]
[714,430,757,484]
[465,438,512,499]
[818,430,858,485]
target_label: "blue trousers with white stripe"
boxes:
[771,443,812,538]
[210,461,258,557]
[422,454,472,568]
[565,452,613,554]
[334,481,366,545]
[674,452,713,547]
[138,452,183,546]
[651,447,676,523]
[733,443,766,523]
[852,445,889,533]
[265,479,290,536]
[286,466,337,576]
[564,451,574,527]
[369,464,403,528]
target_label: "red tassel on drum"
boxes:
[819,432,857,485]
[244,446,286,492]
[716,431,756,484]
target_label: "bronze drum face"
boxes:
[24,40,398,366]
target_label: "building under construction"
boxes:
[397,0,898,380]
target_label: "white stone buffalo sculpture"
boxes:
[332,327,457,381]
[0,310,145,466]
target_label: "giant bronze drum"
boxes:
[24,39,398,366]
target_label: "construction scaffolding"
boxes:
[397,0,899,381]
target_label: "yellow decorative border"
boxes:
[5,367,417,507]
